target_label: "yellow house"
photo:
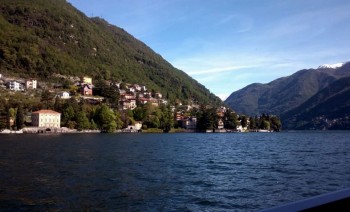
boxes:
[82,76,92,85]
[32,110,61,128]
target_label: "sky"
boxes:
[68,0,350,100]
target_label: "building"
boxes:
[121,93,135,100]
[81,84,93,95]
[32,110,61,128]
[57,91,70,99]
[217,119,224,129]
[82,76,92,85]
[7,81,24,91]
[125,122,142,131]
[122,99,137,110]
[182,117,197,130]
[133,84,141,91]
[26,79,37,89]
[155,92,162,99]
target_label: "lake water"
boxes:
[0,131,350,211]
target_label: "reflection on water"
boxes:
[0,132,350,210]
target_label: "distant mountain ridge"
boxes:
[0,0,221,105]
[281,75,350,129]
[225,62,350,129]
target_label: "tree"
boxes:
[8,107,16,129]
[196,106,217,132]
[54,96,62,112]
[249,117,256,130]
[224,109,237,130]
[133,106,145,121]
[240,115,248,128]
[41,90,54,109]
[15,105,24,130]
[114,110,124,129]
[75,111,90,131]
[90,119,98,130]
[260,120,270,130]
[62,105,75,126]
[160,105,173,132]
[95,104,117,132]
[269,116,282,131]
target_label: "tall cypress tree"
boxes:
[16,105,24,130]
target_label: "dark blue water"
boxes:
[0,132,350,211]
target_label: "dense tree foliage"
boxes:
[196,106,218,132]
[223,109,237,129]
[15,104,24,130]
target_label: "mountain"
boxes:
[224,62,350,129]
[0,0,221,105]
[281,75,350,129]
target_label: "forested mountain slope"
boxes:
[281,75,350,129]
[0,0,221,105]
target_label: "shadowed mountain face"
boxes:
[281,75,350,130]
[225,62,350,129]
[0,0,221,105]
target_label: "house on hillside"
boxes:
[57,91,70,99]
[150,98,159,107]
[81,76,92,85]
[7,81,24,91]
[26,79,37,90]
[155,92,162,99]
[139,97,149,105]
[121,93,135,100]
[32,110,61,128]
[80,84,93,95]
[122,99,137,110]
[133,84,141,91]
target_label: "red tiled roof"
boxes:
[32,110,61,114]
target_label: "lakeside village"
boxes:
[0,73,282,134]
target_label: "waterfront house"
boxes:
[182,117,197,130]
[125,122,142,131]
[217,119,224,129]
[32,110,61,128]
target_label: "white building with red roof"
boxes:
[31,110,61,128]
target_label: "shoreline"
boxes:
[0,127,276,134]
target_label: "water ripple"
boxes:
[0,132,350,210]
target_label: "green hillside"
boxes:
[281,76,350,130]
[0,0,221,105]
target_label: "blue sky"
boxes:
[68,0,350,100]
